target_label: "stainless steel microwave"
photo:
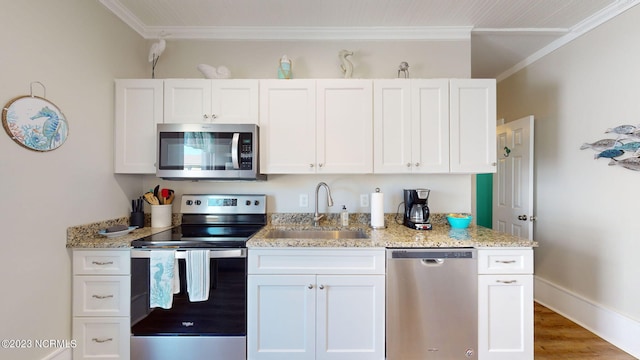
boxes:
[156,123,265,181]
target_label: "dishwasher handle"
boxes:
[389,249,476,259]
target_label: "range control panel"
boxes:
[181,194,266,214]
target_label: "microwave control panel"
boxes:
[240,133,253,169]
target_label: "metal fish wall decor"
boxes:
[581,124,640,171]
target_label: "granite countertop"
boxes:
[247,213,537,248]
[66,214,179,249]
[66,213,537,249]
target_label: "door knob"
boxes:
[517,215,528,221]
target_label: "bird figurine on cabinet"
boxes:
[148,39,166,79]
[339,49,354,78]
[398,61,410,78]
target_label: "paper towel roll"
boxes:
[370,191,385,228]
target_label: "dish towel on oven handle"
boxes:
[186,250,210,302]
[150,250,177,309]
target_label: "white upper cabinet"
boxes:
[450,79,497,173]
[114,79,163,174]
[259,79,373,174]
[164,79,259,124]
[259,79,317,173]
[317,79,373,174]
[373,79,449,173]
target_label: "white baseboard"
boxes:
[534,276,640,358]
[41,348,72,360]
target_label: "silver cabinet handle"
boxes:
[203,114,208,121]
[92,294,114,299]
[307,284,313,289]
[91,261,113,266]
[211,114,218,120]
[318,285,325,290]
[496,280,517,284]
[318,163,323,168]
[406,163,411,167]
[495,260,516,264]
[92,338,113,343]
[415,162,420,167]
[309,164,314,168]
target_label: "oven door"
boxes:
[156,123,262,180]
[130,248,246,360]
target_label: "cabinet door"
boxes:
[247,274,316,360]
[373,80,412,173]
[259,80,317,173]
[412,79,450,173]
[478,274,533,360]
[163,79,212,123]
[317,80,373,173]
[114,79,163,174]
[450,79,497,173]
[211,79,259,124]
[316,275,385,360]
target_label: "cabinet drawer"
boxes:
[72,317,129,360]
[73,250,130,275]
[478,249,533,274]
[249,248,386,275]
[73,276,130,317]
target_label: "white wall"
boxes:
[153,39,470,79]
[0,1,147,359]
[498,3,640,353]
[142,173,473,216]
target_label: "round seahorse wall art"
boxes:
[2,95,69,151]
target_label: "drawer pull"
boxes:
[91,261,114,266]
[91,337,113,343]
[92,294,114,299]
[307,284,313,289]
[496,280,517,284]
[495,260,516,264]
[318,285,325,290]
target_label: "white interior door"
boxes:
[493,116,534,240]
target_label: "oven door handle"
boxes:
[130,248,246,259]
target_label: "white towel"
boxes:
[150,250,176,309]
[186,250,210,302]
[173,258,180,294]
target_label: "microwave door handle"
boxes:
[231,133,240,169]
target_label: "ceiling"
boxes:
[100,0,639,80]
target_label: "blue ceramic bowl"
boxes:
[446,214,472,229]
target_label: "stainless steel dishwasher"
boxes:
[386,248,478,359]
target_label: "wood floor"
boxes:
[534,302,636,359]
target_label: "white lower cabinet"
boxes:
[247,249,385,360]
[478,249,534,360]
[72,250,130,360]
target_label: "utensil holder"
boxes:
[130,212,145,228]
[151,204,172,228]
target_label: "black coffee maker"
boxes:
[403,189,432,230]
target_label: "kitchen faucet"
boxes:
[313,182,334,226]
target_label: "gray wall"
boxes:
[0,1,146,359]
[498,3,640,343]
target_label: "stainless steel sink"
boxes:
[264,229,369,239]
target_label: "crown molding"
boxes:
[497,0,640,82]
[142,26,472,41]
[99,0,470,41]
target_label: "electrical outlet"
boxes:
[299,194,309,207]
[360,194,369,207]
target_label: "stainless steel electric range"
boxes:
[130,194,266,360]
